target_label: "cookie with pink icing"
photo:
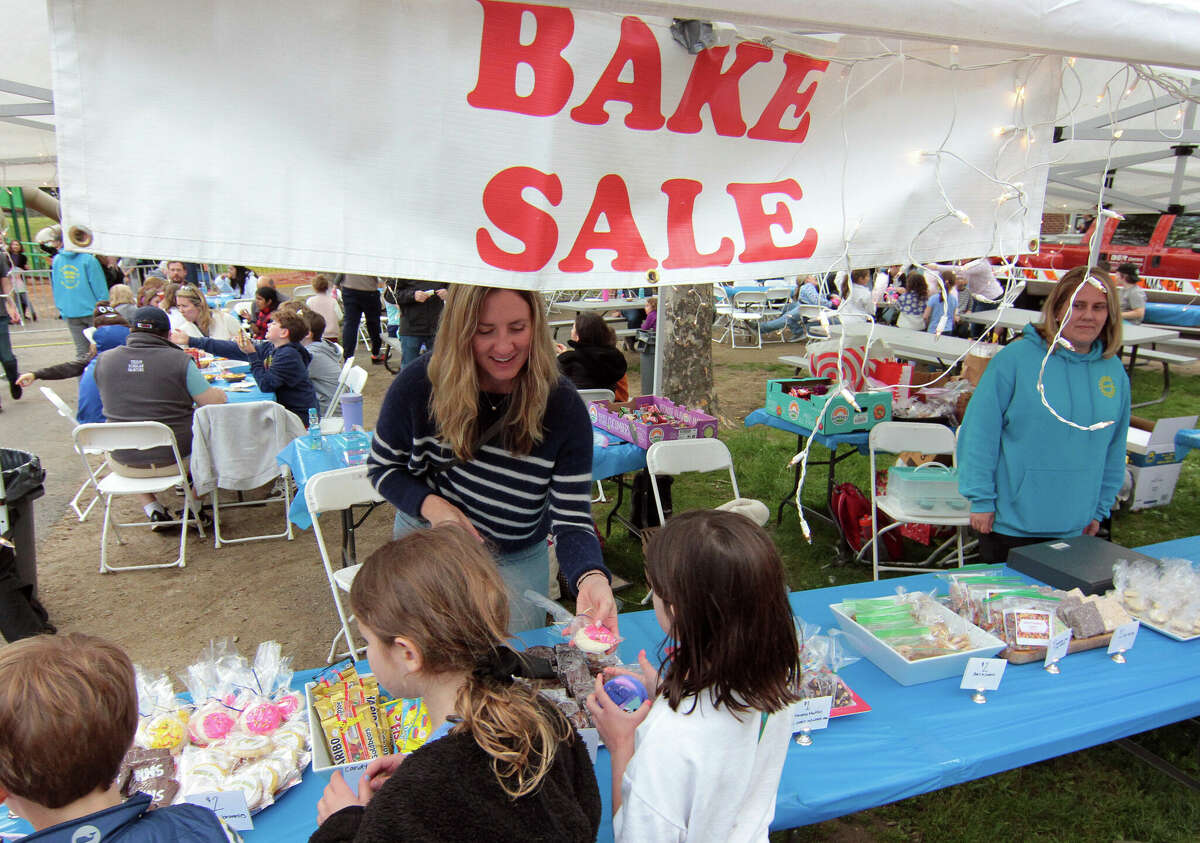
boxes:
[188,701,236,746]
[573,623,618,654]
[241,700,284,735]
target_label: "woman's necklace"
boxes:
[482,391,509,412]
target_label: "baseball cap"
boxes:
[131,306,171,334]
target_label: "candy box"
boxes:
[766,378,891,435]
[830,599,1004,686]
[305,681,372,782]
[588,395,718,449]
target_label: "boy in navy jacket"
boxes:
[174,308,318,421]
[0,634,239,842]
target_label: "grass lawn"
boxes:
[593,357,1200,842]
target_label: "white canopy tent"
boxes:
[2,1,1200,280]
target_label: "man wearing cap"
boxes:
[44,225,108,357]
[1115,263,1146,324]
[94,306,227,528]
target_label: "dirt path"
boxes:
[6,304,794,675]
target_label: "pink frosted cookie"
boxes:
[241,700,284,735]
[274,692,303,720]
[573,623,617,654]
[189,702,236,746]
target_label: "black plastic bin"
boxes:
[1,448,49,641]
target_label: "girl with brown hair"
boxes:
[312,526,601,841]
[586,509,801,841]
[367,285,617,635]
[554,311,628,394]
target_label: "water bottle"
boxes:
[308,407,322,450]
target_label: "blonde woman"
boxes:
[367,285,617,636]
[108,283,138,324]
[170,284,241,340]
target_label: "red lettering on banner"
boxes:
[558,175,657,272]
[660,179,734,268]
[747,52,829,143]
[476,166,563,271]
[665,42,773,137]
[467,1,575,117]
[726,179,817,262]
[570,17,664,130]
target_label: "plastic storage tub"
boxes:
[886,463,968,512]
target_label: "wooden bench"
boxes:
[1127,346,1197,408]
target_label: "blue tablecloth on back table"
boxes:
[276,432,373,529]
[744,407,872,452]
[592,429,645,480]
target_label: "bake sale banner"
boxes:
[47,0,1059,288]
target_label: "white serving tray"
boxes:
[830,599,1005,686]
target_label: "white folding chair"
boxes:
[644,438,768,526]
[712,284,735,344]
[292,284,315,300]
[72,422,205,573]
[730,290,769,349]
[864,421,969,580]
[41,386,106,521]
[321,357,357,420]
[190,402,307,548]
[306,466,385,663]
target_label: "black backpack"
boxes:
[630,469,673,531]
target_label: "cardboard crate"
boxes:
[588,395,718,449]
[765,378,891,435]
[1126,414,1196,510]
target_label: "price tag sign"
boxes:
[1108,620,1140,654]
[960,657,1006,691]
[791,696,833,733]
[1045,628,1072,667]
[185,791,253,831]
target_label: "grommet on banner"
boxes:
[67,225,93,248]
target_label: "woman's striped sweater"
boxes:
[367,356,608,590]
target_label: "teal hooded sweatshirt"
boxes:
[958,323,1130,538]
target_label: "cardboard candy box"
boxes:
[588,395,718,448]
[765,378,892,435]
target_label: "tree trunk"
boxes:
[659,284,715,414]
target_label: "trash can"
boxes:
[0,448,49,641]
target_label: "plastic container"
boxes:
[830,600,1004,686]
[886,463,968,511]
[340,393,364,431]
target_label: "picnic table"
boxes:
[826,322,979,365]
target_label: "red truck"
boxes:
[1021,212,1200,284]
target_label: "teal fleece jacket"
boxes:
[958,324,1130,538]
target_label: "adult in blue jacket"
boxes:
[958,266,1130,564]
[45,226,108,357]
[173,307,317,422]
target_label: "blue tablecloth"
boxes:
[1176,428,1200,461]
[279,428,645,530]
[246,549,1200,840]
[592,429,646,481]
[744,407,871,453]
[276,432,373,529]
[1145,302,1200,327]
[206,293,240,310]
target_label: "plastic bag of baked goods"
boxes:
[523,588,622,655]
[134,667,190,754]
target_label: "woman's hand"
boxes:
[361,754,406,795]
[419,494,483,540]
[576,573,619,643]
[316,771,368,824]
[970,512,994,534]
[1083,519,1100,536]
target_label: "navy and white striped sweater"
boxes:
[368,356,608,590]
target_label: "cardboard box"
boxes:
[588,396,718,448]
[1126,415,1195,509]
[765,378,892,435]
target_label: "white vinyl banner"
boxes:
[48,0,1060,289]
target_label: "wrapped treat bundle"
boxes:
[1113,557,1200,639]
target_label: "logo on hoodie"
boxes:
[1098,375,1115,398]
